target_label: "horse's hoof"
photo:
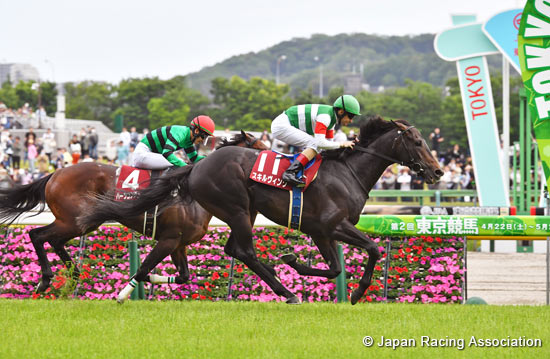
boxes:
[350,289,363,305]
[281,254,297,264]
[35,280,50,293]
[286,296,301,305]
[116,297,126,304]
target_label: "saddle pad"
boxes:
[114,165,153,201]
[249,150,322,191]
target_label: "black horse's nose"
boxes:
[435,169,444,177]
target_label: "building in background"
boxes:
[0,63,40,86]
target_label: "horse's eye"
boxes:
[415,140,422,146]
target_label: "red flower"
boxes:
[32,293,40,300]
[192,293,199,299]
[236,267,243,273]
[365,296,372,302]
[279,236,287,245]
[52,275,66,289]
[199,295,206,300]
[79,272,90,279]
[98,261,104,267]
[212,272,220,280]
[89,254,97,260]
[223,272,229,278]
[270,245,276,250]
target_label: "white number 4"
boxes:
[122,170,140,190]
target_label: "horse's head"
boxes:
[386,120,443,184]
[358,117,443,184]
[239,130,269,150]
[215,130,269,151]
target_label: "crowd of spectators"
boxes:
[373,128,475,193]
[0,101,51,130]
[0,101,105,185]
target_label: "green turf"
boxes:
[0,300,548,358]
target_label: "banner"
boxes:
[518,0,550,191]
[434,22,509,206]
[356,215,550,237]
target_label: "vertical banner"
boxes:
[456,57,509,206]
[518,0,550,190]
[434,22,509,206]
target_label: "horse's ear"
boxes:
[241,129,246,137]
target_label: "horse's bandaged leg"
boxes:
[148,274,177,284]
[117,279,138,303]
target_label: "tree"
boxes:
[113,77,167,130]
[65,81,114,127]
[211,76,293,131]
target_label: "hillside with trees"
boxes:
[185,33,492,96]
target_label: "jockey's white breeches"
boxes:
[132,142,173,170]
[271,113,320,152]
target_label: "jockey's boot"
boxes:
[282,160,306,187]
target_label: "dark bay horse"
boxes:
[79,116,443,304]
[0,131,267,295]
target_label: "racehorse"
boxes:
[0,131,267,294]
[79,116,443,304]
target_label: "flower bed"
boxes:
[0,225,464,303]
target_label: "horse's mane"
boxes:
[321,116,410,160]
[216,133,248,149]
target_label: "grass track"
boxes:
[0,300,549,359]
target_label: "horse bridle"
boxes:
[343,125,425,196]
[245,135,259,148]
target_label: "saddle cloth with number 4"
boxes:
[115,165,158,201]
[249,150,323,191]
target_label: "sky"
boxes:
[1,0,526,84]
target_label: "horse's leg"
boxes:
[32,220,86,291]
[331,220,381,305]
[117,237,180,303]
[281,237,342,278]
[224,215,299,304]
[28,224,55,292]
[48,227,88,281]
[147,244,189,285]
[248,210,278,277]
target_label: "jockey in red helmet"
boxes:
[133,115,216,170]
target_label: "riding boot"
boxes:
[282,160,306,187]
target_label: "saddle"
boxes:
[249,151,323,230]
[115,165,165,238]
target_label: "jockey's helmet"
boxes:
[191,116,216,139]
[333,95,361,116]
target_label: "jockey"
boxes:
[271,95,360,187]
[133,115,215,170]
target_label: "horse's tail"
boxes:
[77,165,193,231]
[0,173,53,224]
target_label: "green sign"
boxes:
[356,215,550,237]
[518,0,550,189]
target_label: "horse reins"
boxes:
[343,125,425,196]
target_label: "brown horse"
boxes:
[0,131,267,295]
[79,116,443,304]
